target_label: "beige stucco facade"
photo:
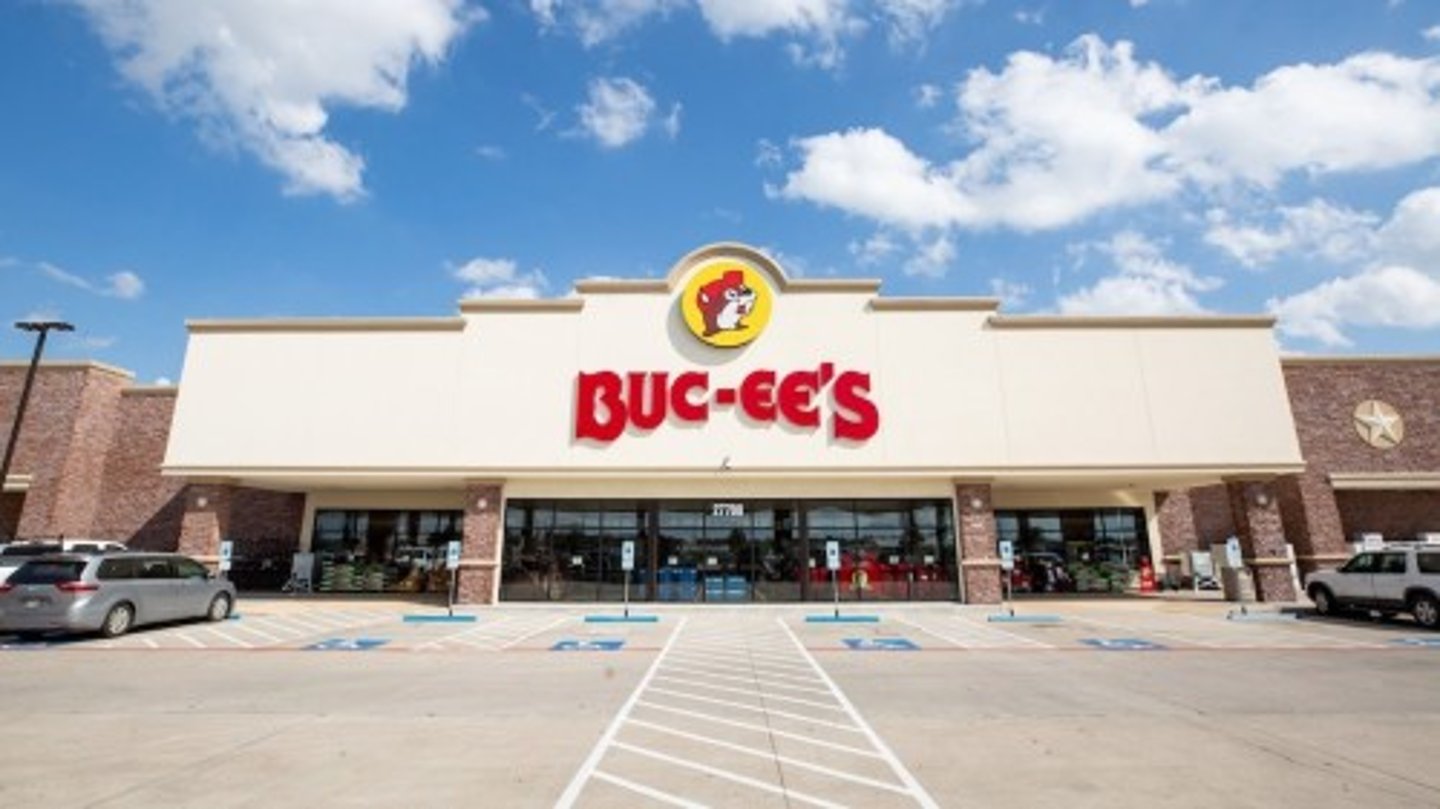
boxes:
[165,244,1303,489]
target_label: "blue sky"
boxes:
[2,0,1439,383]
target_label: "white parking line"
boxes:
[499,614,573,649]
[610,741,845,809]
[554,617,687,809]
[635,700,885,759]
[659,664,835,696]
[590,770,705,808]
[651,674,850,712]
[896,615,1050,649]
[778,618,942,809]
[645,686,865,733]
[627,718,913,795]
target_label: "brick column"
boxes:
[1225,478,1297,602]
[956,483,1001,604]
[177,481,235,565]
[457,482,503,604]
[1275,470,1350,578]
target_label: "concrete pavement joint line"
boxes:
[644,686,866,733]
[659,664,836,696]
[635,700,885,759]
[554,615,689,809]
[499,614,573,650]
[590,770,707,808]
[627,717,913,795]
[610,741,846,809]
[652,674,850,712]
[778,618,942,809]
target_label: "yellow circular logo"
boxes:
[680,262,772,348]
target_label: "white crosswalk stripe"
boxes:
[556,612,940,808]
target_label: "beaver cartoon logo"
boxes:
[680,262,772,348]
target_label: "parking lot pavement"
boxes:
[1,600,1438,807]
[557,613,939,808]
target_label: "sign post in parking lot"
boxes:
[445,540,461,618]
[218,540,233,578]
[826,540,841,618]
[998,539,1015,616]
[621,540,635,619]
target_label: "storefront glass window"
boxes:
[309,510,461,594]
[996,508,1149,595]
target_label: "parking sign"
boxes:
[621,540,635,571]
[445,540,462,571]
[218,540,233,572]
[825,541,840,571]
[998,540,1015,571]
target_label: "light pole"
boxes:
[1,320,74,538]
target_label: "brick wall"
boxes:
[1283,361,1440,474]
[0,492,21,540]
[0,363,131,539]
[1336,490,1440,540]
[92,390,185,548]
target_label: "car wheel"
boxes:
[1310,585,1338,617]
[101,603,134,638]
[206,593,233,622]
[1411,593,1440,630]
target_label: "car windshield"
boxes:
[10,560,87,584]
[1,544,64,558]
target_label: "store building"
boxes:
[3,244,1437,604]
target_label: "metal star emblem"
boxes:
[1353,399,1404,449]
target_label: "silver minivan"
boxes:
[0,552,236,638]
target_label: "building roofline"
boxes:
[1283,355,1440,365]
[870,297,1001,312]
[186,317,467,333]
[457,298,585,313]
[121,385,179,397]
[0,359,135,379]
[987,314,1277,329]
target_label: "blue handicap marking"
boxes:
[843,637,919,651]
[1393,637,1440,648]
[1081,638,1166,651]
[551,638,625,652]
[305,638,389,651]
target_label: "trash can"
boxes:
[1220,566,1257,602]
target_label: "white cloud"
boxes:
[1424,25,1440,42]
[1014,9,1044,25]
[849,232,901,264]
[776,36,1440,233]
[1166,52,1440,187]
[1059,231,1221,315]
[474,144,507,161]
[875,0,958,45]
[989,278,1031,308]
[1204,200,1380,268]
[914,83,943,108]
[755,138,784,168]
[902,232,955,277]
[451,257,548,299]
[576,77,659,149]
[37,262,145,300]
[154,376,174,386]
[535,0,685,46]
[775,128,975,229]
[1269,265,1440,347]
[1376,186,1440,269]
[662,103,684,139]
[72,0,477,202]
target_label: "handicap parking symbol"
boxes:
[1080,638,1166,651]
[843,637,920,651]
[305,638,389,651]
[1392,637,1440,648]
[551,639,625,652]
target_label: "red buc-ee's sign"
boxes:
[575,362,880,442]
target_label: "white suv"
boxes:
[1304,544,1440,629]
